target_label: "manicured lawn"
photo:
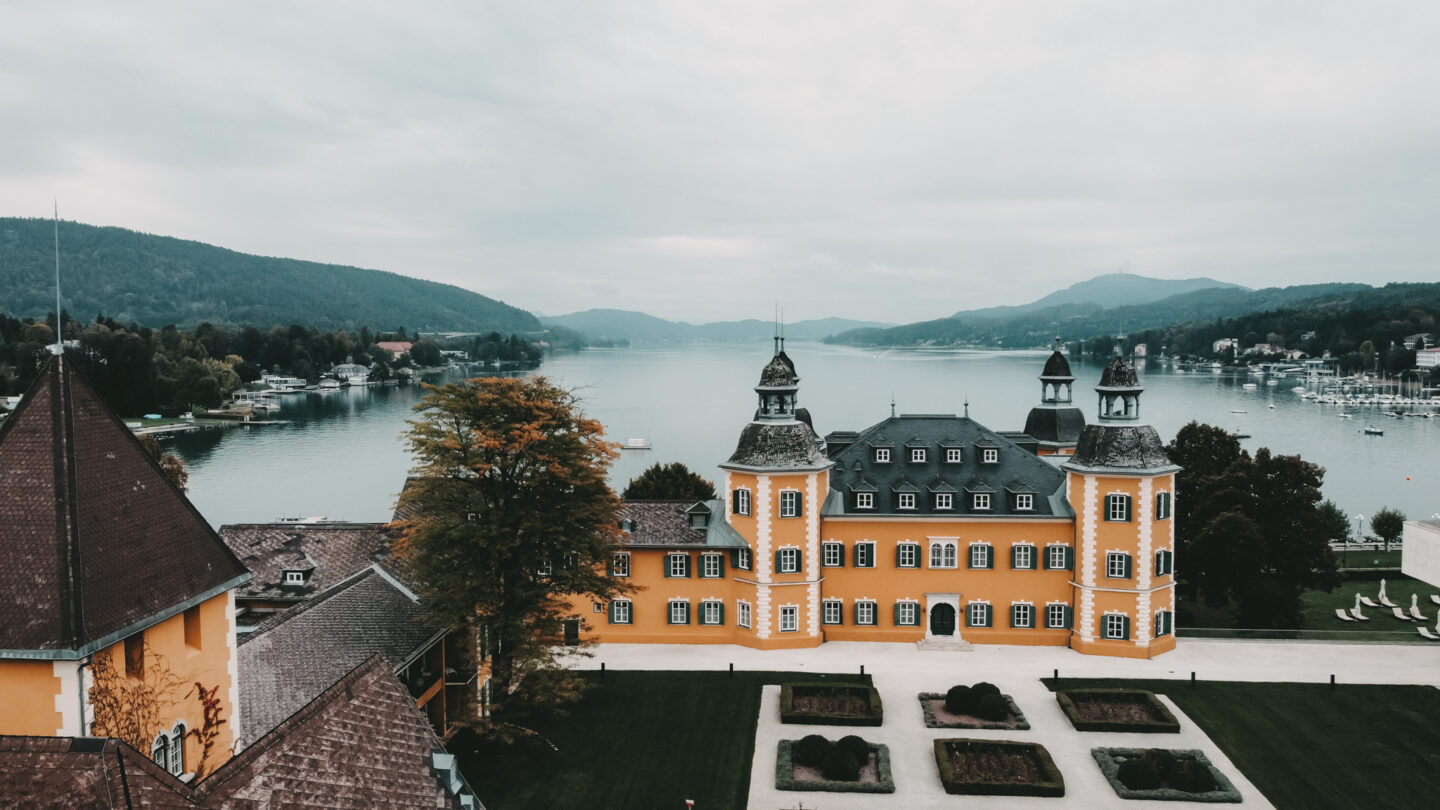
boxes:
[1337,549,1404,569]
[1299,575,1437,639]
[454,670,869,810]
[1043,678,1440,810]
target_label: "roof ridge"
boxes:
[240,567,383,643]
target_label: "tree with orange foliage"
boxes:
[394,376,629,726]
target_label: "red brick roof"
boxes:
[0,736,196,808]
[0,355,250,654]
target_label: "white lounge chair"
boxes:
[1430,594,1440,607]
[1335,609,1356,622]
[1359,595,1380,608]
[1379,579,1398,608]
[1408,595,1427,622]
[1392,607,1413,622]
[1418,627,1440,641]
[1350,606,1370,621]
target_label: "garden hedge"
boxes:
[779,683,884,726]
[775,739,895,794]
[1092,748,1242,803]
[1056,688,1180,733]
[933,738,1065,797]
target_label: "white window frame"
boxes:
[779,490,801,518]
[973,492,991,510]
[152,734,169,769]
[897,543,919,568]
[1103,613,1128,639]
[284,570,304,585]
[856,491,874,509]
[1156,491,1172,520]
[854,542,875,568]
[929,541,958,569]
[779,605,799,633]
[822,542,842,567]
[910,448,926,463]
[700,600,723,626]
[536,560,553,577]
[969,543,991,569]
[1015,493,1034,511]
[874,447,891,463]
[982,448,999,463]
[855,600,877,625]
[1046,603,1069,629]
[945,448,962,463]
[738,600,752,629]
[1011,603,1034,629]
[668,600,690,625]
[612,552,630,577]
[734,487,751,516]
[736,548,751,570]
[967,602,991,627]
[935,492,953,510]
[898,492,916,510]
[700,553,722,578]
[611,599,632,624]
[777,547,800,574]
[896,601,918,626]
[822,599,843,625]
[1013,544,1035,570]
[667,554,688,578]
[1106,551,1129,579]
[1106,494,1131,522]
[168,723,185,776]
[1046,544,1069,570]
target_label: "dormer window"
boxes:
[910,448,926,463]
[856,492,874,509]
[982,448,999,463]
[283,570,306,585]
[690,513,707,529]
[1015,493,1034,511]
[898,492,916,510]
[874,447,891,463]
[945,448,962,463]
[973,493,991,510]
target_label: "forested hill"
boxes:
[0,218,540,333]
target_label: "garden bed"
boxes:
[1093,748,1241,802]
[1057,688,1180,733]
[932,738,1065,797]
[919,692,1030,729]
[775,739,895,794]
[780,683,884,726]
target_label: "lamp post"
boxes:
[1351,514,1364,568]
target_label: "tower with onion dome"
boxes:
[1023,338,1087,456]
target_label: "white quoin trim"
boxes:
[226,590,242,750]
[54,660,83,737]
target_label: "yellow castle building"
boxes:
[578,341,1178,659]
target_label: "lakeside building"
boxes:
[574,342,1179,659]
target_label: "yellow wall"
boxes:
[0,660,64,735]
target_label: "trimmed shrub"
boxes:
[944,685,974,714]
[836,735,871,762]
[1171,760,1218,793]
[793,734,832,766]
[971,681,1001,700]
[975,693,1010,722]
[1117,757,1161,791]
[1141,747,1178,777]
[821,748,861,782]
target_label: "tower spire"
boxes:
[52,201,63,355]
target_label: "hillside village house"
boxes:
[573,341,1179,659]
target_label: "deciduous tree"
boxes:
[622,461,717,501]
[1371,507,1406,552]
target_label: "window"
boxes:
[668,601,690,625]
[1106,494,1132,522]
[183,606,202,651]
[779,490,801,518]
[894,601,919,626]
[822,600,843,625]
[910,448,926,463]
[1046,545,1073,571]
[945,448,962,463]
[1106,552,1132,579]
[779,605,798,632]
[1011,604,1034,629]
[776,547,800,574]
[1155,549,1174,576]
[611,552,630,577]
[972,493,991,510]
[897,543,919,568]
[1156,491,1172,520]
[167,725,185,776]
[854,600,877,625]
[536,559,552,577]
[897,492,916,510]
[738,600,752,629]
[151,735,168,769]
[1103,613,1130,640]
[700,553,724,578]
[700,601,724,625]
[734,548,751,570]
[822,542,843,567]
[733,487,751,516]
[854,542,875,568]
[929,541,957,568]
[283,570,305,585]
[609,600,632,624]
[1015,493,1034,511]
[968,543,992,569]
[1011,544,1034,570]
[934,493,953,510]
[1046,603,1072,629]
[666,554,690,578]
[125,635,144,679]
[982,448,999,463]
[856,492,874,509]
[1155,610,1173,637]
[966,603,992,627]
[874,447,891,463]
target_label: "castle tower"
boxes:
[720,338,832,649]
[1023,338,1086,456]
[1061,349,1178,658]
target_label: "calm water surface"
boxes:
[171,343,1439,530]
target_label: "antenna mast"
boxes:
[52,201,63,355]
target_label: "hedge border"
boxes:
[932,738,1065,797]
[775,739,896,793]
[918,692,1031,730]
[779,683,884,726]
[1092,748,1242,803]
[1056,688,1180,733]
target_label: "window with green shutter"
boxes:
[667,601,689,625]
[1156,491,1172,520]
[609,600,632,624]
[855,543,875,568]
[1155,610,1172,637]
[1155,549,1173,576]
[1105,494,1132,522]
[666,553,690,578]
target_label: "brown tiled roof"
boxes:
[0,736,197,808]
[219,522,394,602]
[617,500,748,549]
[0,355,250,655]
[238,566,443,747]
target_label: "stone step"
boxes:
[916,637,974,651]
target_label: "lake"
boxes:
[170,342,1438,533]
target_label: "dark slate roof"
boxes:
[1022,405,1087,446]
[1041,349,1074,380]
[219,522,393,602]
[724,420,831,470]
[0,355,250,656]
[1064,424,1180,473]
[1097,356,1140,389]
[758,351,799,387]
[824,414,1070,517]
[618,500,749,548]
[0,736,197,808]
[238,566,441,747]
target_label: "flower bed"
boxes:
[779,683,884,726]
[1056,688,1180,733]
[775,738,895,794]
[932,738,1065,797]
[1093,748,1242,802]
[918,692,1030,729]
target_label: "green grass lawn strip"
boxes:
[457,670,869,810]
[1043,678,1440,810]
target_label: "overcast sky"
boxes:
[3,2,1437,324]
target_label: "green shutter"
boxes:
[715,554,726,578]
[1122,554,1132,579]
[682,555,692,578]
[895,544,904,567]
[1063,546,1074,571]
[1010,545,1020,569]
[1063,606,1074,629]
[732,489,741,514]
[1121,615,1131,640]
[836,544,846,567]
[795,496,803,517]
[1010,605,1020,628]
[983,606,993,628]
[775,550,784,573]
[965,606,975,628]
[717,603,726,625]
[1124,496,1133,522]
[608,601,618,624]
[967,546,977,569]
[893,603,902,626]
[664,555,674,578]
[606,555,615,576]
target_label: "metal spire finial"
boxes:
[52,201,63,356]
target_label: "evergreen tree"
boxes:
[622,462,717,501]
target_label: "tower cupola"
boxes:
[754,336,800,421]
[1022,337,1086,455]
[1039,337,1075,404]
[1095,344,1143,422]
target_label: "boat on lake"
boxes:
[1363,426,1384,435]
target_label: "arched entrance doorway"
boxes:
[929,603,956,636]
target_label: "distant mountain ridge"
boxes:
[952,273,1247,320]
[0,218,540,333]
[539,309,891,343]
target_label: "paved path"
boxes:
[577,640,1440,809]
